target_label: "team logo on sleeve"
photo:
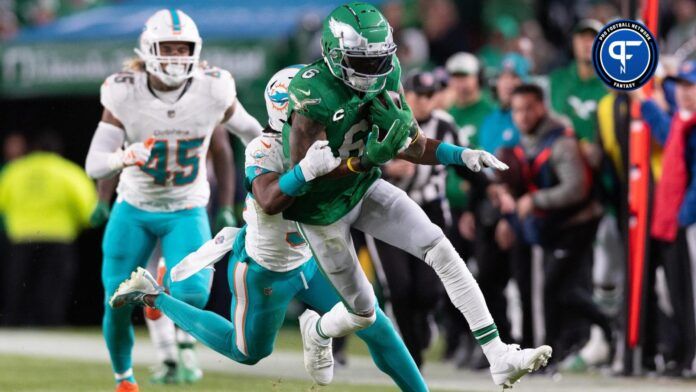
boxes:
[289,92,321,112]
[253,150,267,163]
[592,19,658,90]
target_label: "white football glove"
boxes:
[461,149,509,172]
[298,140,341,181]
[107,138,154,171]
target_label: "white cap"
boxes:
[445,52,480,75]
[265,65,305,132]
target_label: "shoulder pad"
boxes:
[100,72,136,117]
[287,68,331,124]
[204,67,237,109]
[245,133,285,174]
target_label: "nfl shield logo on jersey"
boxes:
[167,110,176,118]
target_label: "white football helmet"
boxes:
[135,9,202,87]
[265,65,305,132]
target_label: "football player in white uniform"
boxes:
[91,126,236,385]
[85,9,261,392]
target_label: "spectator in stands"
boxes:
[478,15,521,78]
[632,61,696,374]
[446,52,493,149]
[382,0,429,70]
[2,132,27,166]
[479,52,526,155]
[548,19,607,167]
[0,4,18,40]
[502,84,611,364]
[664,0,696,58]
[420,0,471,64]
[0,131,97,325]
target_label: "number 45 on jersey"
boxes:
[141,138,204,186]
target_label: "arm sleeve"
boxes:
[532,137,588,209]
[640,99,672,145]
[85,121,126,179]
[224,100,263,145]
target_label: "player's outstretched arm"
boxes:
[398,135,509,172]
[85,109,152,179]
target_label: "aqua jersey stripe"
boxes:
[169,8,181,32]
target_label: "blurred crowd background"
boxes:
[1,0,696,381]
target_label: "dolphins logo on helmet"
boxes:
[265,65,306,132]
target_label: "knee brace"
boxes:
[319,302,377,338]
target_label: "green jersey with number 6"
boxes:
[281,58,402,225]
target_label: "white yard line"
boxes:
[1,329,695,391]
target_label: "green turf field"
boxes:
[0,354,398,392]
[50,326,446,362]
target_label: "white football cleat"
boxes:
[109,267,163,309]
[489,344,552,388]
[179,346,203,383]
[299,310,334,386]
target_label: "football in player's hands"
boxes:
[373,91,403,141]
[374,90,402,109]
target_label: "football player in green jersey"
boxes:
[281,3,553,389]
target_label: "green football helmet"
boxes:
[321,2,397,93]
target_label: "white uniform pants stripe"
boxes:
[232,262,249,356]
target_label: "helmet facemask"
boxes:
[330,46,395,92]
[136,40,199,87]
[323,15,397,93]
[135,9,202,88]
